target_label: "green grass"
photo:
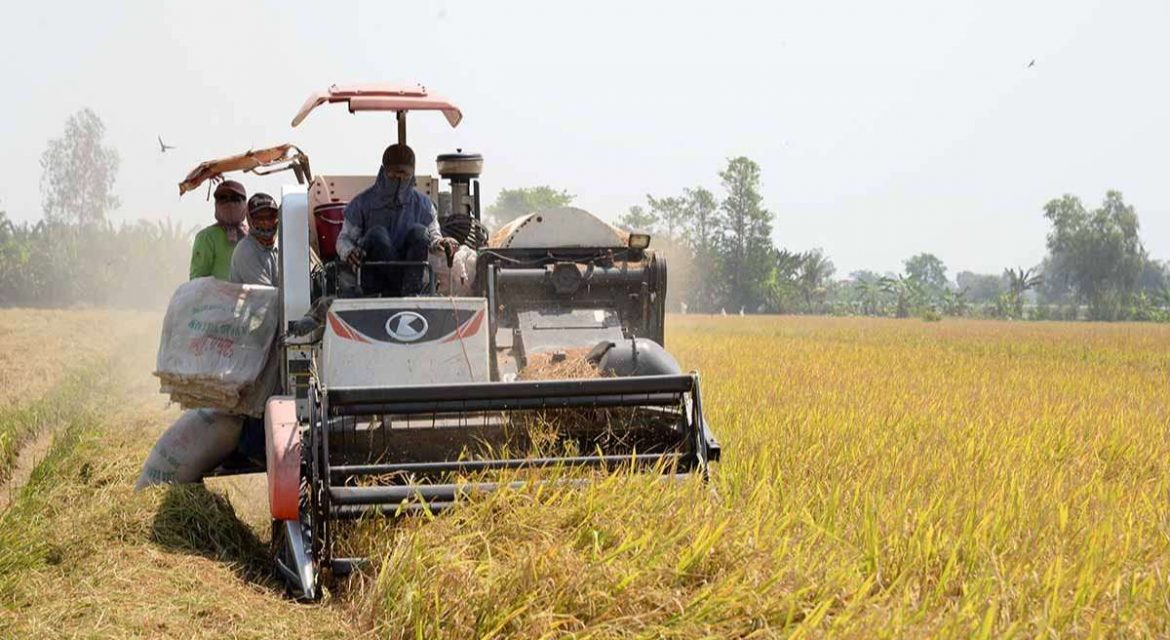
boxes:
[0,366,104,485]
[0,312,357,639]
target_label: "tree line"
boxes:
[492,165,1170,321]
[0,108,188,308]
[5,107,1168,321]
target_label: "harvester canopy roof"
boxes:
[291,83,463,128]
[178,144,303,196]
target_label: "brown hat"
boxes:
[214,180,246,198]
[381,144,415,170]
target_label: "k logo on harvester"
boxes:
[334,307,478,344]
[385,311,429,342]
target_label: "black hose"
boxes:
[441,213,490,248]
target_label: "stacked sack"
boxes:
[155,277,280,417]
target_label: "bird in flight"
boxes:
[1027,59,1036,68]
[158,136,176,153]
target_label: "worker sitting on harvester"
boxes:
[230,193,282,287]
[335,144,458,296]
[227,191,283,469]
[138,193,282,488]
[189,180,249,280]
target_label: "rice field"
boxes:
[2,311,1169,638]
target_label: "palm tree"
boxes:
[880,275,927,318]
[939,287,969,317]
[1002,267,1042,319]
[767,249,803,312]
[852,278,886,316]
[796,250,835,312]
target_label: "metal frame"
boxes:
[356,260,437,296]
[309,373,719,524]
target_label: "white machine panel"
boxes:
[322,297,489,389]
[490,207,627,249]
[280,186,311,324]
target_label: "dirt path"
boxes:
[0,310,363,639]
[0,426,56,511]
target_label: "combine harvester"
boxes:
[184,84,720,600]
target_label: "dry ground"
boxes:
[1,311,1168,638]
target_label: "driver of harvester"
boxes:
[335,143,458,296]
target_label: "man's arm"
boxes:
[425,203,442,248]
[228,242,253,284]
[228,245,244,283]
[189,230,214,280]
[335,200,363,263]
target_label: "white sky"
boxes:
[1,0,1167,275]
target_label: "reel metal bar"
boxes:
[331,502,458,519]
[332,392,685,417]
[327,374,697,410]
[329,474,694,507]
[332,479,555,505]
[329,452,683,477]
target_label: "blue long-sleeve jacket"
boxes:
[335,170,440,262]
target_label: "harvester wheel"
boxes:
[270,473,322,602]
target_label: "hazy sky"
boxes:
[2,0,1167,275]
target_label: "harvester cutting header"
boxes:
[160,83,720,600]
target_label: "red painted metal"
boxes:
[264,396,301,521]
[292,83,463,127]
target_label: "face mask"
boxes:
[215,200,248,243]
[249,213,279,247]
[384,175,414,205]
[215,201,247,225]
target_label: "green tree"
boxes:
[939,288,969,317]
[680,187,720,312]
[766,249,803,313]
[997,267,1042,319]
[903,253,949,293]
[714,157,774,312]
[40,108,120,225]
[615,205,658,233]
[645,195,687,241]
[880,275,928,318]
[681,187,717,253]
[955,271,1005,304]
[796,249,835,311]
[485,186,574,228]
[1137,258,1170,297]
[1043,191,1145,320]
[849,271,888,316]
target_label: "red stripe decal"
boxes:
[441,309,485,343]
[328,312,370,343]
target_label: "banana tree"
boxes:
[1001,267,1042,319]
[880,275,928,318]
[852,278,887,316]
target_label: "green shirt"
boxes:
[189,224,237,281]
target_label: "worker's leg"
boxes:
[398,223,431,295]
[359,226,402,295]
